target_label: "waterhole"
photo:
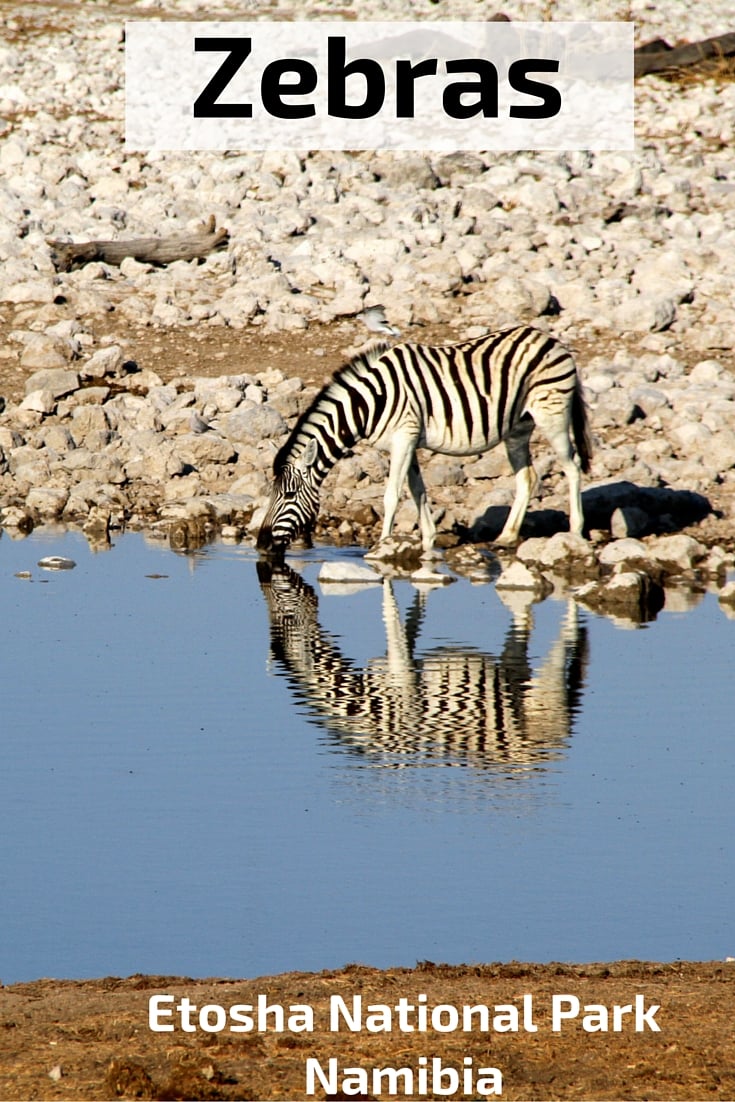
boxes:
[1,529,732,983]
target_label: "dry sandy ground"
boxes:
[1,961,733,1101]
[2,312,733,407]
[0,315,461,406]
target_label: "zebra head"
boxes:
[257,437,320,556]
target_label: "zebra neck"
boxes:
[291,384,372,482]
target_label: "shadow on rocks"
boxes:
[459,505,585,543]
[461,480,712,544]
[581,480,712,537]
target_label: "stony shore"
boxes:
[1,0,735,620]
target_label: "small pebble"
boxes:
[37,556,76,571]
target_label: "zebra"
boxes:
[257,560,589,775]
[256,324,592,556]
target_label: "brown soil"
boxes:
[3,306,733,408]
[0,313,459,406]
[1,962,732,1101]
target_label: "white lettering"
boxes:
[552,994,580,1031]
[612,1003,633,1030]
[148,994,175,1033]
[229,1004,254,1032]
[200,1004,227,1032]
[582,1004,608,1032]
[304,1056,503,1097]
[305,1056,338,1094]
[343,1066,368,1095]
[331,994,361,1032]
[477,1065,504,1095]
[493,1004,519,1032]
[432,1004,460,1033]
[523,993,538,1032]
[177,996,197,1033]
[374,1066,414,1093]
[635,994,661,1032]
[366,1004,393,1033]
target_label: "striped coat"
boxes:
[258,560,589,773]
[257,325,591,555]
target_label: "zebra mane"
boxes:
[337,340,393,378]
[273,341,393,475]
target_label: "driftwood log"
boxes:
[635,31,735,77]
[47,215,229,272]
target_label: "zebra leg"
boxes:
[368,430,418,551]
[382,580,410,673]
[532,406,585,536]
[407,455,437,553]
[496,421,538,546]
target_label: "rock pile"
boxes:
[0,331,733,621]
[0,343,294,539]
[1,2,734,352]
[1,0,734,619]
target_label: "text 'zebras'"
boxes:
[126,21,634,152]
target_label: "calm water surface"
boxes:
[0,529,732,983]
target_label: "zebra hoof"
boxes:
[492,533,521,549]
[364,542,391,561]
[365,537,420,563]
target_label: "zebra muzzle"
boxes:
[256,524,285,555]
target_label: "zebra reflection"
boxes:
[257,562,588,775]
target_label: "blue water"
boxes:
[0,528,732,983]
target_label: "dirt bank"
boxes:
[1,961,733,1101]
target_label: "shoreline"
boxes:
[2,961,733,1100]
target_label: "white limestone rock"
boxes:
[495,560,548,593]
[318,561,381,584]
[598,538,651,569]
[24,367,79,399]
[645,534,707,574]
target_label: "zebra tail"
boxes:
[572,378,592,474]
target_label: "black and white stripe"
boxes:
[257,561,588,773]
[257,325,591,555]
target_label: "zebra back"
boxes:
[278,326,586,468]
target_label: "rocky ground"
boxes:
[2,1,735,627]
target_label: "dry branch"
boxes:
[47,215,229,272]
[635,31,735,77]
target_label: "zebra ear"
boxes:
[295,437,318,471]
